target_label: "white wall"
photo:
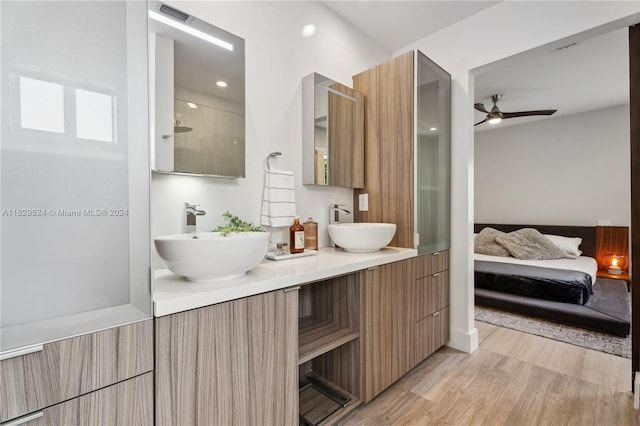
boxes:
[152,1,390,268]
[475,105,631,226]
[396,1,640,353]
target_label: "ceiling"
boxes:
[322,1,500,52]
[321,2,629,132]
[473,27,629,131]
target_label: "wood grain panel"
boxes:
[1,320,153,422]
[595,226,629,271]
[155,289,298,426]
[363,259,415,402]
[416,270,450,321]
[353,51,414,248]
[629,22,640,386]
[414,250,449,279]
[311,340,362,406]
[414,307,450,364]
[328,83,365,188]
[31,372,153,426]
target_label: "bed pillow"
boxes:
[543,234,583,258]
[474,227,511,257]
[495,228,566,260]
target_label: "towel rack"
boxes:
[266,152,281,171]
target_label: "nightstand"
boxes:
[597,271,631,292]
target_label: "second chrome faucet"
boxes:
[329,204,351,224]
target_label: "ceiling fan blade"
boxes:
[502,109,557,119]
[474,103,489,113]
[474,118,488,126]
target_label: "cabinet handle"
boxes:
[432,311,441,317]
[367,266,378,271]
[0,344,43,361]
[432,273,440,277]
[2,411,44,426]
[432,252,440,256]
[284,286,300,293]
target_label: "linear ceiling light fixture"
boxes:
[149,10,233,51]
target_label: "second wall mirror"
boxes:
[149,1,245,178]
[302,73,364,188]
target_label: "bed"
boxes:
[474,224,630,337]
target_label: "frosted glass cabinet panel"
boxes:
[416,51,451,255]
[0,1,151,352]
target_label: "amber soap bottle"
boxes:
[290,217,305,254]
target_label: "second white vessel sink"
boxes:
[154,232,270,282]
[328,223,396,253]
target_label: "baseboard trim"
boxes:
[447,326,478,353]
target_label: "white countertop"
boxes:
[153,246,417,317]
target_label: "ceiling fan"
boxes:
[474,94,557,126]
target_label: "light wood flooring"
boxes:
[341,322,639,425]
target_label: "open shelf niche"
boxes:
[298,272,363,425]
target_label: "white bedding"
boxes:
[474,253,598,285]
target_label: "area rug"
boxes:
[475,305,631,358]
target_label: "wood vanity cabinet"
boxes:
[362,259,416,402]
[414,251,450,365]
[0,320,153,424]
[155,287,299,426]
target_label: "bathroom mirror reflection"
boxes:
[302,73,364,188]
[149,1,245,178]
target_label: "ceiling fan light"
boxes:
[488,117,502,124]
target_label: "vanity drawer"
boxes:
[3,372,152,426]
[1,319,153,422]
[414,250,449,279]
[414,306,449,364]
[416,270,449,321]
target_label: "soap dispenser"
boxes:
[303,218,318,250]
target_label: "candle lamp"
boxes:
[602,254,627,275]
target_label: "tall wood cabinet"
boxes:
[155,288,299,426]
[353,50,451,254]
[352,52,415,248]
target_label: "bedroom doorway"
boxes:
[471,22,637,385]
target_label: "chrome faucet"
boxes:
[329,204,351,224]
[185,202,206,233]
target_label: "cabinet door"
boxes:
[415,307,450,363]
[416,51,451,255]
[0,320,153,422]
[12,372,153,426]
[156,288,298,426]
[363,260,414,402]
[416,270,449,321]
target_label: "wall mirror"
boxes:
[149,1,245,178]
[302,73,364,188]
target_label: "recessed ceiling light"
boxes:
[216,81,227,88]
[187,102,198,109]
[302,24,316,37]
[429,127,437,131]
[148,10,233,51]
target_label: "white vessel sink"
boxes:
[328,223,396,253]
[154,232,270,282]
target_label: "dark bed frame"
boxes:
[474,224,630,337]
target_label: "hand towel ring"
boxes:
[266,152,281,171]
